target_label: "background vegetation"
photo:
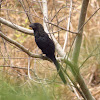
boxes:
[0,0,100,100]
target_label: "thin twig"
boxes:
[79,44,100,69]
[18,0,32,23]
[63,0,73,51]
[28,56,32,79]
[46,21,78,34]
[0,65,32,70]
[78,7,100,33]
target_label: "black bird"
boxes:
[29,23,66,84]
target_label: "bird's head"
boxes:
[29,23,44,31]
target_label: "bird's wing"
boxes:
[35,35,55,55]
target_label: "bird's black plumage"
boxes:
[29,23,66,84]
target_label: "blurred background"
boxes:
[0,0,100,100]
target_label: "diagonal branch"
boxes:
[78,7,100,33]
[46,21,78,34]
[0,17,33,35]
[0,31,49,61]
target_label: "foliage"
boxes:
[0,77,53,100]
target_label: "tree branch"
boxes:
[0,65,32,70]
[0,17,33,35]
[0,31,50,61]
[71,0,95,99]
[46,21,78,34]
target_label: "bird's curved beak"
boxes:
[29,24,32,27]
[29,23,36,30]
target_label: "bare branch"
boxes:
[78,7,100,33]
[18,0,33,23]
[0,31,50,61]
[0,17,33,35]
[63,0,73,51]
[0,65,32,70]
[46,21,78,34]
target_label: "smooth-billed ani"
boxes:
[29,23,66,84]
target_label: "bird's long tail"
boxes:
[50,56,67,84]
